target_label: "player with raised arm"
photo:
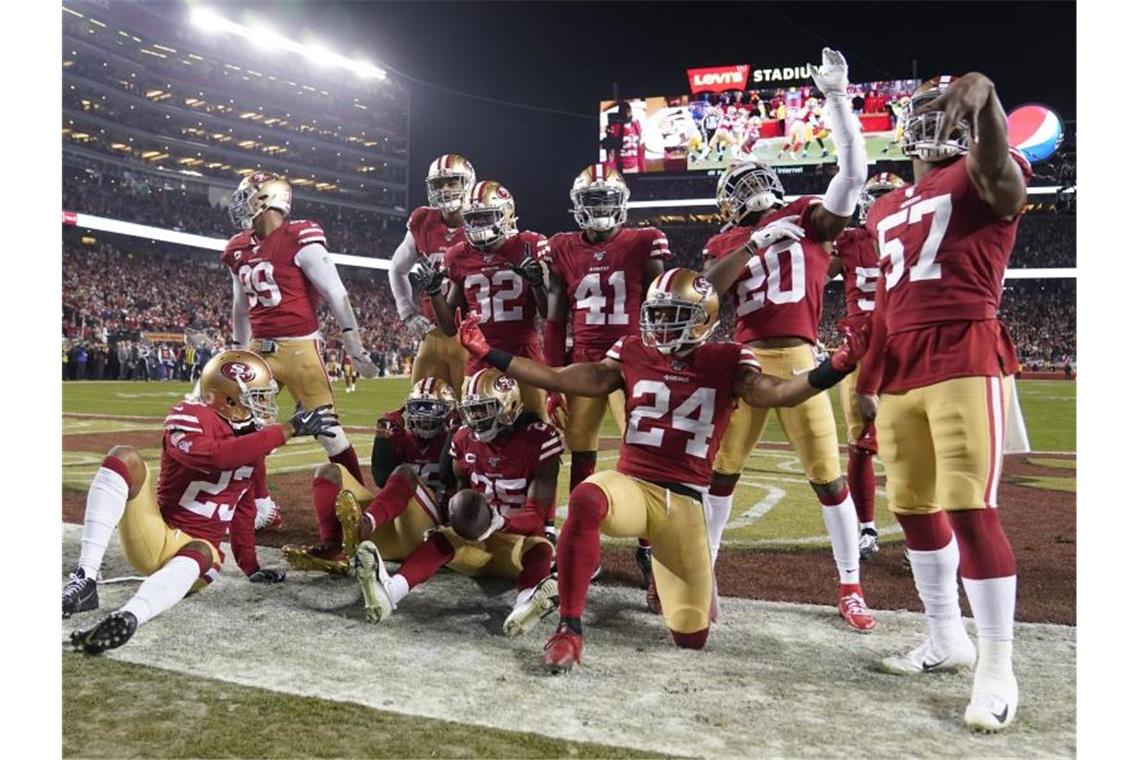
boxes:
[454,268,869,672]
[223,172,377,492]
[827,172,907,560]
[388,155,475,393]
[411,180,550,420]
[62,351,339,653]
[858,74,1032,732]
[543,164,671,580]
[352,370,561,639]
[702,49,873,632]
[282,377,457,574]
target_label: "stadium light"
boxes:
[249,24,288,51]
[190,7,225,32]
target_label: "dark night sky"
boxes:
[223,1,1076,232]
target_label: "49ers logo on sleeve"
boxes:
[494,375,517,393]
[221,362,257,383]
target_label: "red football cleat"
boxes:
[838,586,876,633]
[543,624,583,674]
[646,575,662,615]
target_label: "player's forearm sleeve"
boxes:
[229,489,261,576]
[231,274,251,346]
[295,243,359,331]
[822,96,868,218]
[503,502,546,536]
[168,425,288,472]
[437,433,458,492]
[543,319,567,367]
[388,231,420,321]
[370,436,398,487]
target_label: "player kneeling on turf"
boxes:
[62,350,339,654]
[454,270,869,673]
[283,377,457,574]
[352,370,561,639]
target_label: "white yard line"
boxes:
[62,526,1074,758]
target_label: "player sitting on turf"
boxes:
[282,377,457,573]
[351,369,561,639]
[62,351,339,654]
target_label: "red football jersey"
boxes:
[702,196,832,344]
[380,408,450,493]
[158,400,285,574]
[222,219,327,339]
[619,119,645,172]
[608,335,760,487]
[407,206,464,323]
[449,419,563,522]
[543,226,671,362]
[834,226,881,317]
[444,231,548,372]
[860,153,1032,393]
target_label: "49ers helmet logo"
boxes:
[692,276,714,297]
[221,362,257,383]
[493,375,516,392]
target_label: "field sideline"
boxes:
[61,379,1075,756]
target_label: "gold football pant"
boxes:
[838,364,869,445]
[713,344,841,483]
[565,389,627,451]
[335,465,440,560]
[253,338,335,411]
[436,528,554,579]
[119,463,221,591]
[586,470,712,634]
[411,327,468,397]
[877,375,1013,514]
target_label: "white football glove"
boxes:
[476,511,506,542]
[749,218,805,250]
[808,47,849,99]
[402,314,433,341]
[342,329,379,379]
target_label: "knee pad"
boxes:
[670,627,709,650]
[318,426,351,457]
[566,483,608,531]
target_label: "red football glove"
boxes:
[456,308,491,360]
[546,391,568,432]
[831,316,871,373]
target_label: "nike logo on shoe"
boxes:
[991,705,1010,724]
[921,656,949,671]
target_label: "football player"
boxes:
[542,164,671,578]
[412,180,550,420]
[62,351,339,653]
[858,74,1031,732]
[351,370,561,639]
[223,172,377,490]
[702,49,874,632]
[342,350,357,394]
[282,377,457,574]
[826,172,907,560]
[454,268,868,672]
[388,154,475,394]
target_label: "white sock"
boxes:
[820,493,860,585]
[859,521,876,532]
[78,467,130,578]
[515,587,535,607]
[120,555,200,626]
[389,573,410,605]
[909,536,970,648]
[704,493,733,567]
[962,575,1017,642]
[974,638,1016,687]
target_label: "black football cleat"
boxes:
[69,611,138,655]
[62,568,99,619]
[635,545,653,589]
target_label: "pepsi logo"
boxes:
[221,361,257,383]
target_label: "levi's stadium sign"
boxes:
[687,63,814,93]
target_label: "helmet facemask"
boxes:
[717,164,786,231]
[901,90,972,162]
[427,174,472,215]
[237,379,279,428]
[462,207,515,249]
[405,397,453,439]
[572,187,629,233]
[228,174,291,231]
[228,183,258,230]
[460,397,508,442]
[640,300,716,356]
